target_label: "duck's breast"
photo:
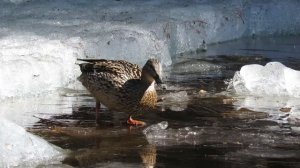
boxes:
[139,83,158,110]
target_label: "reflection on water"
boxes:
[4,36,300,167]
[27,92,300,167]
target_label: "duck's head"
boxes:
[142,59,163,84]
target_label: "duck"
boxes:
[78,58,162,126]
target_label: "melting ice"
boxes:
[231,62,300,97]
[228,62,300,125]
[0,35,82,100]
[0,118,64,167]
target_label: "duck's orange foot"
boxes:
[127,116,146,127]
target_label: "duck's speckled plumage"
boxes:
[78,59,161,115]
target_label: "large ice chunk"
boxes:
[83,26,172,67]
[230,62,300,97]
[0,118,64,167]
[0,35,82,100]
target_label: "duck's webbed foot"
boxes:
[127,116,146,127]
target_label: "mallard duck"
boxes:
[78,58,162,126]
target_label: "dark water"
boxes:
[28,36,300,168]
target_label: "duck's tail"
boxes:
[77,58,106,73]
[77,58,107,63]
[78,63,94,73]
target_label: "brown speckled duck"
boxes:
[78,58,162,126]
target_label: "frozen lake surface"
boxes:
[2,36,300,167]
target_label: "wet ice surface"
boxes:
[3,36,300,167]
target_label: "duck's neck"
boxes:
[139,73,157,105]
[141,70,155,86]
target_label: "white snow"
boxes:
[231,62,300,97]
[0,118,64,167]
[1,0,300,99]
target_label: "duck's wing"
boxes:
[77,58,107,63]
[79,59,141,87]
